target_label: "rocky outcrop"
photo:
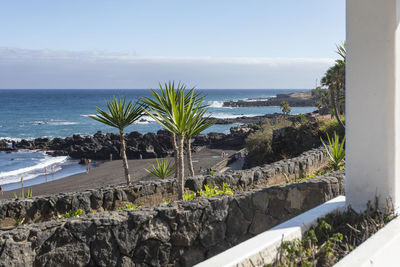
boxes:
[0,171,344,267]
[1,128,252,160]
[223,91,318,108]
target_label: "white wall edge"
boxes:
[195,195,346,267]
[334,215,400,267]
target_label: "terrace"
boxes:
[196,0,400,265]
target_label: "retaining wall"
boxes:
[0,171,344,266]
[0,147,328,227]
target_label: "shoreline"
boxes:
[0,148,239,200]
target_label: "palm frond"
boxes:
[88,96,145,130]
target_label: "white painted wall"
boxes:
[346,0,400,212]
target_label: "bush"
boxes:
[269,202,395,267]
[245,119,292,167]
[118,202,141,210]
[57,209,84,219]
[318,117,345,139]
[184,183,234,201]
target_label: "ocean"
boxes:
[0,89,316,190]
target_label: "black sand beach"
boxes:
[0,148,238,200]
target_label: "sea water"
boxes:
[0,89,316,189]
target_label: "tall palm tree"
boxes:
[141,82,185,178]
[142,82,204,177]
[321,43,346,130]
[143,85,204,199]
[89,96,144,185]
[186,108,214,176]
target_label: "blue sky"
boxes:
[0,1,345,89]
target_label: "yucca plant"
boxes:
[321,132,345,171]
[141,82,204,178]
[146,158,175,179]
[143,83,206,199]
[89,96,145,185]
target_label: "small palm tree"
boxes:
[141,82,186,178]
[89,96,144,185]
[145,158,175,179]
[280,101,291,116]
[144,85,203,199]
[186,109,214,176]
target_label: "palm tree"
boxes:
[143,85,204,199]
[280,101,291,117]
[141,82,186,178]
[186,108,214,176]
[89,96,144,185]
[321,43,346,130]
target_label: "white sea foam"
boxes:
[32,119,78,126]
[208,101,224,108]
[207,113,259,119]
[80,114,97,117]
[0,155,68,183]
[0,137,23,142]
[48,121,78,126]
[133,116,156,124]
[243,98,270,102]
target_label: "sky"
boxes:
[0,0,345,89]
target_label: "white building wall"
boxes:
[346,0,400,212]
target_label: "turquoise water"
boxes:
[0,89,316,189]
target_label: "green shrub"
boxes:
[319,117,345,139]
[15,217,25,225]
[208,170,215,175]
[184,183,234,201]
[299,114,309,124]
[184,189,195,201]
[245,119,292,167]
[13,188,33,199]
[57,209,84,219]
[118,202,141,210]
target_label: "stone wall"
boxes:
[0,147,328,226]
[0,171,344,267]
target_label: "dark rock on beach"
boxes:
[1,128,254,161]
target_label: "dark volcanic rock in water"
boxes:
[2,128,253,160]
[223,91,318,107]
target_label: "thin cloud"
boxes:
[0,47,334,89]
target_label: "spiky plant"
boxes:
[143,83,206,199]
[89,96,144,185]
[321,132,345,171]
[145,158,175,179]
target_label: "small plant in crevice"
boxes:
[321,132,345,171]
[208,170,215,175]
[185,182,234,201]
[57,209,84,219]
[118,202,142,210]
[199,183,233,197]
[184,189,195,201]
[145,158,175,179]
[15,217,25,226]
